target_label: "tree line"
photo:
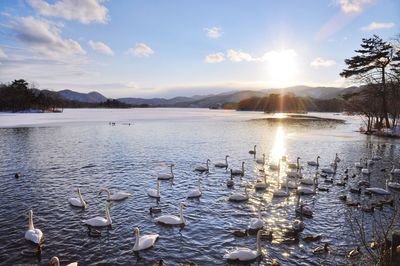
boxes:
[0,79,132,112]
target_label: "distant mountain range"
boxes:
[53,85,361,108]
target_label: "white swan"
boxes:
[281,178,298,189]
[158,164,175,180]
[287,157,301,170]
[215,155,229,169]
[254,174,268,190]
[227,170,235,187]
[390,165,400,176]
[48,257,77,266]
[25,210,43,244]
[273,179,289,198]
[249,145,257,155]
[155,202,185,225]
[287,167,303,179]
[388,175,400,190]
[300,173,317,186]
[187,179,202,198]
[248,205,263,230]
[354,158,363,169]
[99,188,131,201]
[147,181,160,199]
[295,195,313,217]
[269,160,280,171]
[366,180,391,195]
[321,163,336,174]
[195,159,210,173]
[68,187,87,208]
[256,154,266,165]
[133,227,159,251]
[231,162,245,176]
[224,230,262,261]
[228,187,249,202]
[297,176,317,195]
[82,202,112,227]
[361,166,371,175]
[307,156,320,167]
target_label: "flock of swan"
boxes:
[22,143,400,264]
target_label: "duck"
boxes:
[361,166,371,175]
[24,210,43,244]
[313,243,329,254]
[68,187,87,208]
[48,256,77,266]
[20,244,42,257]
[347,246,361,258]
[194,159,210,173]
[249,145,257,155]
[349,187,361,194]
[148,181,161,199]
[215,155,229,169]
[307,156,320,167]
[99,188,131,201]
[371,154,382,161]
[228,187,249,202]
[82,202,112,227]
[260,230,273,241]
[338,194,347,201]
[233,230,248,237]
[248,205,263,231]
[87,225,101,237]
[152,259,165,266]
[303,234,322,242]
[336,175,346,186]
[254,174,268,190]
[256,154,266,165]
[231,162,245,176]
[149,207,162,214]
[318,187,329,192]
[365,180,391,195]
[133,227,159,251]
[292,219,305,233]
[223,230,262,262]
[158,164,175,180]
[187,179,202,198]
[155,202,186,226]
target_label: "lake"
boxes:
[0,108,399,265]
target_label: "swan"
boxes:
[361,166,371,175]
[287,157,301,169]
[307,156,320,167]
[228,187,249,202]
[295,195,313,217]
[147,181,161,199]
[158,164,174,180]
[300,173,317,185]
[365,180,391,195]
[248,205,263,230]
[390,165,400,176]
[231,162,245,176]
[82,202,112,227]
[256,154,266,165]
[195,159,210,173]
[215,155,229,169]
[249,145,257,155]
[371,154,382,161]
[321,163,336,174]
[269,160,281,171]
[354,158,363,169]
[388,175,400,190]
[187,179,202,198]
[133,227,159,251]
[155,202,185,226]
[292,219,305,233]
[25,210,43,244]
[273,180,289,198]
[99,188,131,201]
[287,167,303,179]
[223,230,262,262]
[254,174,268,190]
[281,178,298,189]
[48,257,77,266]
[334,153,341,163]
[68,187,87,208]
[297,176,317,195]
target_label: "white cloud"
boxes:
[336,0,372,14]
[227,49,254,62]
[27,0,109,24]
[12,16,85,59]
[262,49,297,61]
[311,57,336,67]
[205,52,225,63]
[361,22,395,31]
[0,48,7,58]
[204,27,222,39]
[127,43,154,57]
[88,40,114,55]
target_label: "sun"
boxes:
[264,49,298,87]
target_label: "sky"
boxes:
[0,0,399,98]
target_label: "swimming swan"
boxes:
[249,145,257,155]
[147,181,161,199]
[231,162,245,176]
[187,179,202,198]
[68,187,87,208]
[365,180,391,195]
[133,227,159,251]
[215,155,229,169]
[228,187,249,202]
[99,188,131,201]
[82,202,112,227]
[155,202,186,225]
[248,205,263,230]
[48,256,77,266]
[195,159,210,173]
[307,156,320,167]
[223,230,262,262]
[158,164,175,180]
[25,210,43,244]
[256,154,266,165]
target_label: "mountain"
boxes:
[58,90,108,103]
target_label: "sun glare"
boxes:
[270,126,286,163]
[264,49,298,87]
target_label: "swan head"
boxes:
[48,256,60,266]
[170,164,175,168]
[133,227,140,235]
[179,202,186,209]
[225,155,230,158]
[207,159,211,163]
[317,156,321,159]
[242,162,245,166]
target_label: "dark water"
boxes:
[0,109,399,265]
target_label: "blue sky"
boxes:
[0,0,399,98]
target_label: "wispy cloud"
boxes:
[227,49,254,62]
[204,27,222,39]
[361,22,395,31]
[311,57,336,67]
[205,52,225,63]
[336,0,373,14]
[0,48,7,58]
[27,0,109,24]
[127,43,154,57]
[88,40,114,55]
[11,16,85,60]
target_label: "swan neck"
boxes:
[206,160,209,170]
[106,205,112,224]
[134,229,140,248]
[256,232,261,254]
[78,189,86,208]
[317,157,319,165]
[28,210,34,230]
[179,204,184,223]
[170,166,174,177]
[225,156,228,165]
